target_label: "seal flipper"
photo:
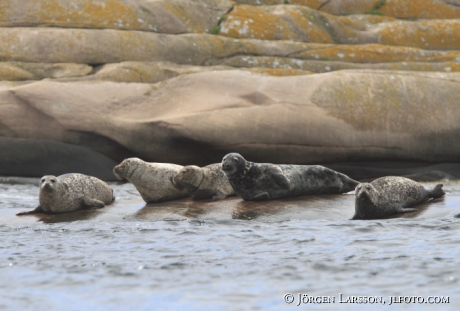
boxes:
[170,176,185,191]
[16,205,44,216]
[81,198,105,209]
[429,184,445,199]
[212,191,229,201]
[268,166,290,190]
[248,192,270,201]
[395,206,419,214]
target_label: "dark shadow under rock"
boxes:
[327,162,460,182]
[0,137,119,181]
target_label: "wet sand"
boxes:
[1,180,460,310]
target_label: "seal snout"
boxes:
[41,178,57,191]
[113,164,123,174]
[113,163,126,181]
[222,162,232,172]
[42,183,53,191]
[355,184,371,198]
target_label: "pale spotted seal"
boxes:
[352,176,445,220]
[113,158,188,202]
[221,153,359,201]
[173,163,235,200]
[16,173,115,215]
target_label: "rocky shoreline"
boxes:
[1,0,460,180]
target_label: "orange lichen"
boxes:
[0,63,34,80]
[162,2,203,33]
[36,0,146,30]
[378,20,460,50]
[338,15,396,31]
[280,0,460,19]
[312,73,459,133]
[380,0,460,19]
[288,0,325,9]
[292,44,460,63]
[285,6,333,43]
[217,4,460,50]
[219,5,297,40]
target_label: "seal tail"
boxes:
[429,184,445,199]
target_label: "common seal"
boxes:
[352,176,445,220]
[16,173,115,215]
[173,163,235,200]
[113,158,188,202]
[221,153,359,201]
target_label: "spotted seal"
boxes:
[352,176,445,220]
[221,153,359,201]
[16,173,115,215]
[113,158,188,202]
[173,163,235,200]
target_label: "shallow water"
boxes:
[1,179,460,310]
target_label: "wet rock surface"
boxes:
[0,0,460,176]
[2,70,460,170]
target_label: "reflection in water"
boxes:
[233,200,284,220]
[400,197,445,219]
[134,198,233,221]
[20,208,101,224]
[131,194,359,221]
[182,200,218,218]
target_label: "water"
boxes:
[1,180,460,310]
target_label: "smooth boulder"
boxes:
[1,70,460,167]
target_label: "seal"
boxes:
[221,153,359,201]
[352,176,445,220]
[173,163,235,200]
[16,173,115,215]
[113,157,188,202]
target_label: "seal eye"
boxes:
[40,178,45,183]
[365,186,371,191]
[233,157,239,162]
[51,179,56,183]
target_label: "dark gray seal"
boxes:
[173,163,235,200]
[221,153,359,201]
[352,176,445,220]
[17,173,115,215]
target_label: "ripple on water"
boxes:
[1,183,460,310]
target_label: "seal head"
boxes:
[222,153,248,178]
[174,166,204,193]
[355,183,378,203]
[113,158,141,180]
[174,163,235,201]
[353,183,379,219]
[40,175,59,193]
